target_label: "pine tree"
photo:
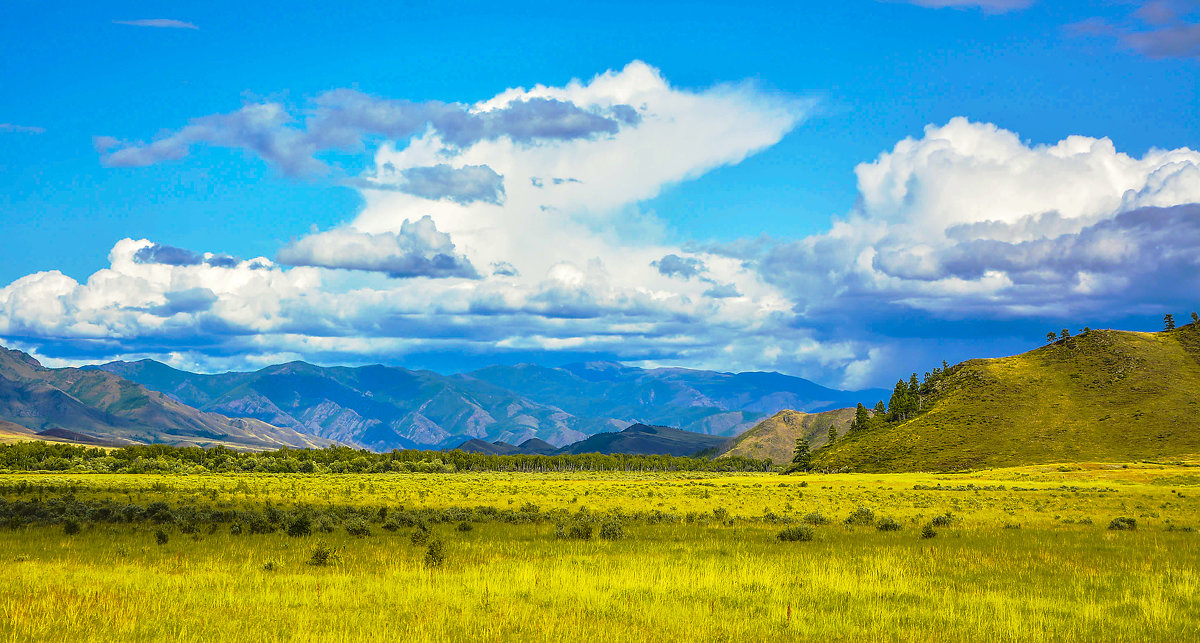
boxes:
[1192,312,1199,325]
[850,403,870,432]
[873,401,886,415]
[1060,329,1070,340]
[827,426,839,445]
[1165,314,1176,331]
[791,438,811,471]
[1046,332,1057,343]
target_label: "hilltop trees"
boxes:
[888,375,921,422]
[1193,312,1199,325]
[849,403,871,432]
[1046,332,1057,343]
[1165,314,1176,331]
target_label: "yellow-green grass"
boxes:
[1,464,1199,642]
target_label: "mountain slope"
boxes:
[717,407,859,463]
[558,423,728,456]
[0,346,330,450]
[812,326,1200,472]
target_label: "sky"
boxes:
[1,0,1199,388]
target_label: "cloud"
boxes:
[97,90,637,177]
[897,0,1033,12]
[133,243,251,269]
[1069,1,1200,59]
[384,164,505,204]
[651,254,706,280]
[0,123,45,134]
[276,216,479,279]
[113,19,198,29]
[147,288,219,317]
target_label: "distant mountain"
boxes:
[557,423,728,457]
[456,438,559,455]
[717,408,859,463]
[813,326,1200,472]
[468,361,886,437]
[93,358,885,451]
[0,345,329,450]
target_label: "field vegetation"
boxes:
[1,462,1197,641]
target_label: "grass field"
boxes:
[1,463,1198,641]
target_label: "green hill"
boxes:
[811,325,1200,472]
[716,407,859,464]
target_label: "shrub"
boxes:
[777,525,814,542]
[877,517,902,532]
[1108,517,1137,531]
[345,519,371,538]
[63,519,81,536]
[844,507,874,526]
[287,515,313,537]
[228,523,243,536]
[262,559,280,572]
[930,513,954,527]
[1003,523,1021,530]
[568,523,594,541]
[456,521,474,533]
[424,538,446,568]
[410,527,430,546]
[802,512,830,526]
[599,520,624,540]
[920,523,937,539]
[307,541,339,566]
[154,529,169,545]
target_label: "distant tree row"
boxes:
[0,442,774,474]
[1045,312,1198,343]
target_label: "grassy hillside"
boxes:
[812,325,1200,472]
[717,407,858,463]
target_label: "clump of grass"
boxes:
[154,529,169,545]
[844,507,874,526]
[1003,522,1021,530]
[262,559,280,572]
[456,522,473,533]
[777,525,815,542]
[802,512,829,526]
[877,517,902,532]
[1108,517,1137,531]
[307,541,340,566]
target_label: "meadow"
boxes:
[1,463,1198,641]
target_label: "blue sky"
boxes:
[2,0,1199,387]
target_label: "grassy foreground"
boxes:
[1,463,1198,641]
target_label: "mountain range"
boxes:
[89,358,884,450]
[0,346,329,450]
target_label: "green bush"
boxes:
[456,521,474,533]
[930,513,954,527]
[920,524,937,539]
[154,529,169,545]
[287,515,313,537]
[63,519,81,536]
[1108,517,1137,531]
[568,523,594,540]
[424,538,446,568]
[345,519,371,537]
[599,520,624,540]
[877,517,902,532]
[307,541,339,566]
[410,527,430,546]
[777,525,814,542]
[802,512,830,526]
[844,507,874,526]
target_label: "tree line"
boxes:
[0,441,773,474]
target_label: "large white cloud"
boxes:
[6,63,1200,390]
